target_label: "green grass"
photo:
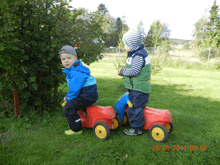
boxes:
[1,61,220,165]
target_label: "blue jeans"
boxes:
[128,89,150,132]
[63,96,96,132]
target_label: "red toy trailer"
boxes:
[62,102,121,140]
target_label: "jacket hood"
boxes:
[122,30,143,51]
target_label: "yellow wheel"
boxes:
[112,116,121,131]
[115,112,129,126]
[149,124,168,143]
[93,122,110,140]
[121,113,130,126]
[166,122,174,133]
[122,114,128,124]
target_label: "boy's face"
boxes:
[60,53,77,69]
[124,45,131,52]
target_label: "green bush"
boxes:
[150,58,163,75]
[182,43,190,50]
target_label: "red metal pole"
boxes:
[3,73,20,117]
[54,88,58,95]
[13,89,20,117]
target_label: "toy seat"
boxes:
[143,107,172,130]
[77,105,115,128]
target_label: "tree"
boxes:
[203,0,219,48]
[137,20,146,37]
[96,3,116,47]
[193,0,220,48]
[99,13,116,47]
[110,17,123,47]
[114,17,129,76]
[100,14,128,47]
[117,16,129,49]
[192,16,209,47]
[96,3,129,47]
[143,20,170,47]
[192,0,220,60]
[115,17,123,34]
[69,7,106,64]
[0,0,105,115]
[209,0,219,30]
[97,3,108,17]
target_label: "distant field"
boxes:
[102,47,220,64]
[101,53,201,63]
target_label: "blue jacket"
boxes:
[62,60,98,102]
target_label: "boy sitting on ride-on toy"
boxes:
[59,45,98,135]
[118,30,151,136]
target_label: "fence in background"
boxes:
[101,46,220,65]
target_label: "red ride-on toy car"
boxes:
[62,101,121,140]
[114,92,174,143]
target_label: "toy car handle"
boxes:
[127,101,133,108]
[62,101,67,107]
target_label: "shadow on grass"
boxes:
[93,77,220,143]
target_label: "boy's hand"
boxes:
[118,68,123,76]
[64,97,66,102]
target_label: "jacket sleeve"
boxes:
[120,55,144,76]
[65,74,86,101]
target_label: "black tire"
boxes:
[93,122,110,140]
[149,124,168,143]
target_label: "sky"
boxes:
[69,0,220,40]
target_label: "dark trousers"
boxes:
[128,89,150,131]
[63,96,96,132]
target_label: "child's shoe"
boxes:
[65,129,82,135]
[124,129,142,136]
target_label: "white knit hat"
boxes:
[122,30,143,51]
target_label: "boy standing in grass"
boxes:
[118,30,151,136]
[59,45,98,135]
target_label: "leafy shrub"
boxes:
[182,43,190,50]
[198,48,218,61]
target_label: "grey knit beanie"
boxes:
[59,45,77,56]
[122,30,143,51]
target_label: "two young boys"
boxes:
[60,30,151,136]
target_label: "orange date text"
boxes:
[152,145,207,151]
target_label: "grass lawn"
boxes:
[0,60,220,165]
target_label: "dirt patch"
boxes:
[0,131,13,145]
